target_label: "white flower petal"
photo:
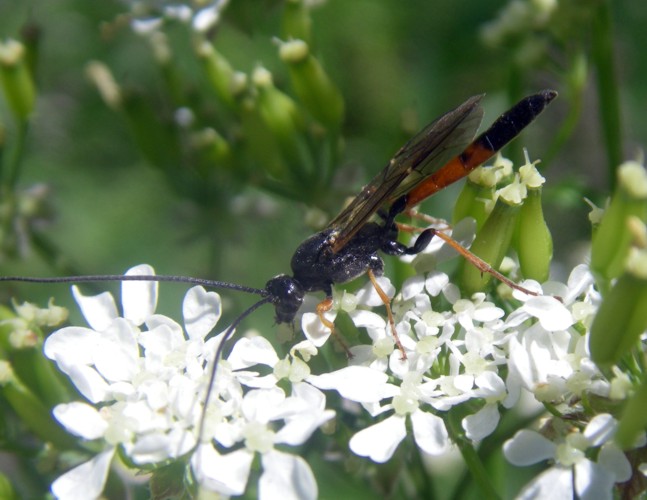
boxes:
[259,450,317,500]
[462,404,499,441]
[53,402,108,440]
[355,277,394,307]
[598,443,632,482]
[348,309,386,330]
[411,409,449,455]
[44,327,100,367]
[349,414,406,463]
[301,312,334,347]
[191,445,253,496]
[574,459,615,500]
[522,296,574,331]
[193,6,221,33]
[401,275,425,301]
[72,286,118,332]
[228,336,279,370]
[242,387,286,423]
[183,286,221,340]
[275,412,330,444]
[517,466,573,500]
[51,448,115,500]
[503,430,556,466]
[425,271,450,297]
[93,319,139,382]
[66,364,109,403]
[472,305,504,323]
[583,413,616,446]
[564,264,595,303]
[127,433,171,464]
[128,428,196,464]
[122,264,158,325]
[307,366,392,403]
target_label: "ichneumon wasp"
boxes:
[1,89,557,436]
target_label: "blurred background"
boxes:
[0,0,645,350]
[1,0,647,497]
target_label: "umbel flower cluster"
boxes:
[4,155,647,499]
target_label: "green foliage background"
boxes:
[1,0,647,497]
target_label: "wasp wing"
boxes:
[327,94,484,253]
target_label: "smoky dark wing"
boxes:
[327,94,485,252]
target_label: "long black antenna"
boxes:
[0,274,269,297]
[197,295,274,440]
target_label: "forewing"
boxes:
[327,94,484,252]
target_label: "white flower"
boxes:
[503,414,631,499]
[43,264,334,499]
[192,383,333,498]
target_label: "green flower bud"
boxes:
[252,66,305,167]
[515,187,553,282]
[460,197,521,294]
[281,0,312,44]
[616,374,647,449]
[514,156,551,282]
[591,161,647,284]
[191,127,232,172]
[0,40,36,121]
[279,39,344,129]
[239,103,286,178]
[453,169,498,228]
[196,41,246,108]
[589,248,647,367]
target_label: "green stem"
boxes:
[446,412,501,500]
[591,0,622,188]
[5,120,28,189]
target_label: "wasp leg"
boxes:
[367,268,407,360]
[431,230,540,296]
[381,228,435,257]
[315,291,353,357]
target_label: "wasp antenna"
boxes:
[0,274,269,297]
[197,295,274,441]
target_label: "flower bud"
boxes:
[616,374,647,449]
[460,197,521,294]
[591,161,647,284]
[281,0,312,44]
[515,187,553,281]
[279,39,344,129]
[252,66,305,167]
[514,157,552,281]
[589,248,647,367]
[0,39,36,121]
[191,127,232,173]
[453,168,497,229]
[196,41,246,108]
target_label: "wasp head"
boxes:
[265,274,305,324]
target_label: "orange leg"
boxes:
[398,218,540,298]
[367,269,407,360]
[431,230,540,297]
[404,208,450,230]
[316,297,352,356]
